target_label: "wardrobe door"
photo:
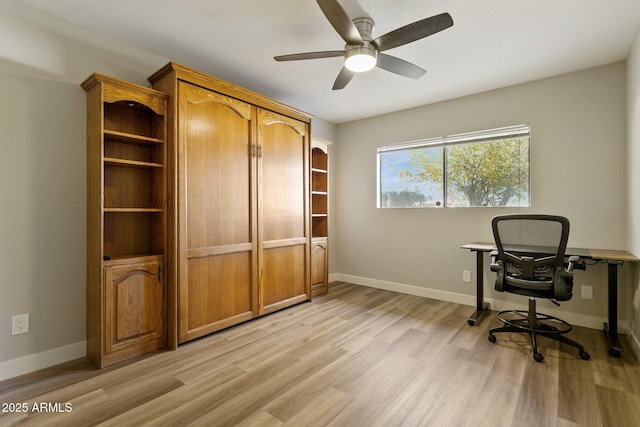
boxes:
[178,82,258,342]
[103,261,165,363]
[257,109,310,314]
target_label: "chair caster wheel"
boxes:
[488,334,496,343]
[608,349,621,358]
[580,351,591,360]
[533,353,544,362]
[467,319,475,326]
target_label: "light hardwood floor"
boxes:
[1,282,639,426]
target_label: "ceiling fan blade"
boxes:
[332,66,355,90]
[376,53,426,79]
[274,51,344,61]
[372,12,453,52]
[317,0,363,46]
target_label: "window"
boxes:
[377,124,530,208]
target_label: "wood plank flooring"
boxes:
[1,281,639,426]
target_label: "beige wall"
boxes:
[333,62,629,331]
[0,1,167,379]
[627,28,640,355]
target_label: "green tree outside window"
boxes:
[378,126,530,208]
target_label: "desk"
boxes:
[462,242,638,358]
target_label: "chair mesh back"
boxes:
[493,215,569,267]
[497,219,562,251]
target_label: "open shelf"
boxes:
[104,166,164,210]
[104,158,163,169]
[312,193,327,216]
[104,208,164,213]
[312,170,327,192]
[103,211,164,261]
[104,129,164,145]
[312,216,328,238]
[103,254,164,266]
[104,100,165,140]
[101,96,166,269]
[311,147,328,239]
[310,144,329,297]
[104,130,164,165]
[311,149,328,170]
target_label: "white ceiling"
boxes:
[19,0,640,124]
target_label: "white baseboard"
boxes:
[0,341,86,382]
[333,273,476,306]
[332,273,626,333]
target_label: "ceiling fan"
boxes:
[274,0,454,90]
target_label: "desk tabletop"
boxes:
[462,242,638,262]
[589,248,639,262]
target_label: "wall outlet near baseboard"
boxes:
[463,270,471,283]
[581,285,593,300]
[12,313,30,335]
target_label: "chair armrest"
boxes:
[567,255,582,272]
[490,251,504,292]
[490,250,500,272]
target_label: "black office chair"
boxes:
[488,214,590,362]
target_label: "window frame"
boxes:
[376,124,531,208]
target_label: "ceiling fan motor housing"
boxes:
[344,17,376,72]
[353,17,375,41]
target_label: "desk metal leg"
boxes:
[467,250,490,326]
[603,262,623,358]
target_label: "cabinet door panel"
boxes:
[104,261,165,354]
[184,253,253,339]
[311,241,328,285]
[311,241,329,296]
[261,245,307,309]
[260,120,306,241]
[182,85,253,249]
[178,82,257,342]
[258,110,310,312]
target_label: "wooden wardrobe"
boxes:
[149,63,312,345]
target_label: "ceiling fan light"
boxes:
[345,46,377,72]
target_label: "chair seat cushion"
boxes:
[505,275,553,291]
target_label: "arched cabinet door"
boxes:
[257,109,311,314]
[311,240,328,296]
[176,82,258,343]
[103,260,166,366]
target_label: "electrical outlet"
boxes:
[12,313,29,335]
[463,270,471,283]
[581,285,593,300]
